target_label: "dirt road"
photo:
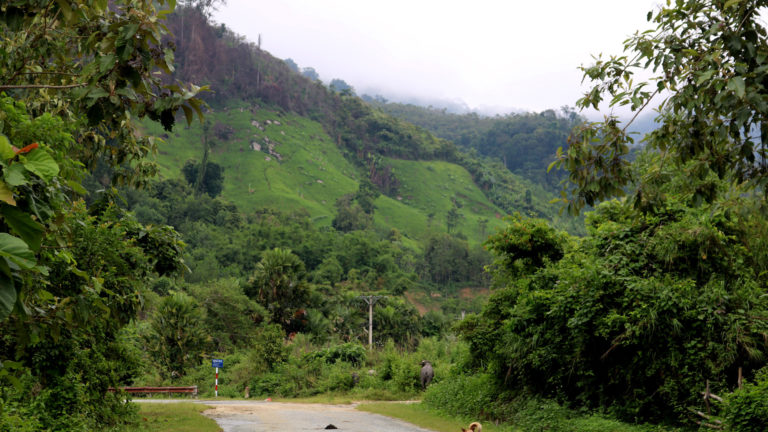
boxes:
[139,400,436,432]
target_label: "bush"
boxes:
[304,343,366,366]
[0,397,42,432]
[423,373,495,418]
[377,343,421,393]
[725,369,768,432]
[317,363,357,393]
[466,203,768,423]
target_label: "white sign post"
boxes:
[212,359,223,397]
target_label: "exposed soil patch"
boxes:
[459,287,489,299]
[403,291,429,315]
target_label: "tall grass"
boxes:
[422,375,683,432]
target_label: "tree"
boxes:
[245,248,309,331]
[146,291,209,378]
[354,178,380,215]
[332,194,372,232]
[301,67,320,81]
[478,218,489,240]
[0,1,202,427]
[483,213,568,284]
[464,167,768,423]
[186,278,267,351]
[284,58,300,73]
[182,159,225,197]
[446,205,463,234]
[178,0,227,17]
[330,78,355,96]
[554,0,768,213]
[423,234,470,284]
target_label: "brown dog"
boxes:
[462,422,482,432]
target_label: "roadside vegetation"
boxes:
[120,403,219,432]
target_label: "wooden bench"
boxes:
[108,386,198,397]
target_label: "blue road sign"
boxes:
[212,359,223,368]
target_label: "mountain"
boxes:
[144,103,513,246]
[146,6,584,239]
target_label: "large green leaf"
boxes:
[0,233,36,269]
[0,272,15,321]
[0,135,14,160]
[22,148,59,183]
[3,163,27,187]
[0,181,15,206]
[727,76,746,99]
[1,204,44,252]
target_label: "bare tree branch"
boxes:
[0,83,86,90]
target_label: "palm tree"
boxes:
[246,248,308,330]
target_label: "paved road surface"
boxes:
[137,400,435,432]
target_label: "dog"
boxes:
[461,422,482,432]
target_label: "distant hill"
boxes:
[366,101,584,193]
[154,6,584,235]
[144,102,515,246]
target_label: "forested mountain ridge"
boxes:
[366,100,582,192]
[158,6,584,235]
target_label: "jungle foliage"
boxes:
[0,1,203,429]
[460,177,768,423]
[451,1,768,428]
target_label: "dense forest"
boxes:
[2,1,768,432]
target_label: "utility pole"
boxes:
[359,295,384,349]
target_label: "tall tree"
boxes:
[0,1,202,427]
[245,248,309,331]
[146,291,209,378]
[0,0,205,319]
[555,0,768,213]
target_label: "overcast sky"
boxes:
[212,1,661,115]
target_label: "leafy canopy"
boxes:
[555,0,768,213]
[464,185,768,423]
[0,0,204,321]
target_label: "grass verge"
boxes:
[122,403,219,432]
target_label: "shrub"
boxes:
[317,363,357,393]
[304,342,366,366]
[423,373,495,418]
[724,369,768,432]
[0,396,42,432]
[377,344,421,393]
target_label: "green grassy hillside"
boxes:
[146,102,357,223]
[144,102,509,246]
[375,159,507,243]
